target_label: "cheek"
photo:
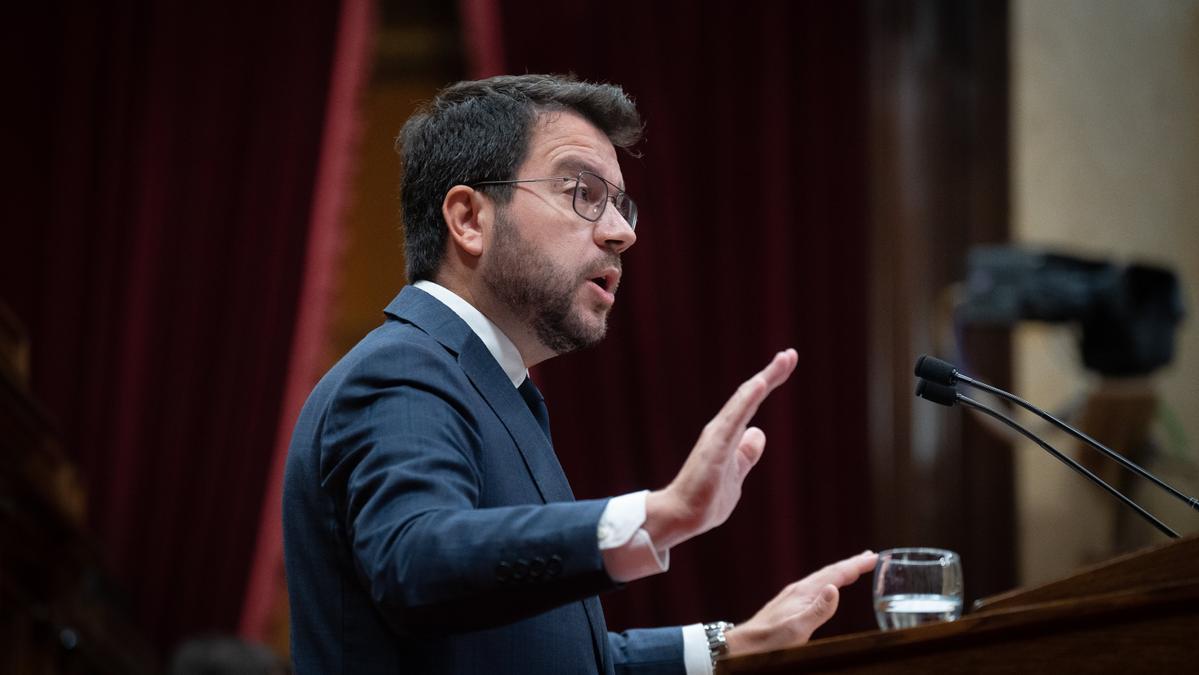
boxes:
[539,240,586,271]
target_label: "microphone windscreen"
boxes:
[914,354,958,385]
[916,379,958,407]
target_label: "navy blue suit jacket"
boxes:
[283,286,684,674]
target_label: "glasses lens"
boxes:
[615,192,637,229]
[574,172,607,221]
[572,172,637,229]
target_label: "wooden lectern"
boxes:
[719,535,1198,673]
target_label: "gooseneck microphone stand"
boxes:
[916,354,1199,514]
[915,378,1179,539]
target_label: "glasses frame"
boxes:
[471,170,637,230]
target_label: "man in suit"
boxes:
[283,74,877,675]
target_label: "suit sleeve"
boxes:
[321,346,619,636]
[608,628,686,675]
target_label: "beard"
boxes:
[482,210,618,355]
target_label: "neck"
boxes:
[430,270,557,368]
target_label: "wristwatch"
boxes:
[703,621,735,666]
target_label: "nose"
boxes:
[594,208,636,253]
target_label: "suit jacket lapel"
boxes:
[458,342,607,671]
[386,287,575,504]
[458,342,577,503]
[387,287,605,671]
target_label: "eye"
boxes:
[578,174,607,204]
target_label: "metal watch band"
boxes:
[703,621,734,666]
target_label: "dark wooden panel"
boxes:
[720,535,1199,674]
[722,582,1198,673]
[865,0,1015,604]
[976,533,1199,612]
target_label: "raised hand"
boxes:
[645,349,798,550]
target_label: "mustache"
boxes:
[580,254,622,279]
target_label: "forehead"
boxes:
[520,110,624,187]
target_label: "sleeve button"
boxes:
[529,557,545,580]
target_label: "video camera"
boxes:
[959,247,1185,377]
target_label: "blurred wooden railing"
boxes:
[0,300,156,675]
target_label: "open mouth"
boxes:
[587,268,619,295]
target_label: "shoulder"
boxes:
[292,317,488,487]
[313,319,472,420]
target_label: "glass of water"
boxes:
[872,548,963,631]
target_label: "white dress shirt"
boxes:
[413,281,715,674]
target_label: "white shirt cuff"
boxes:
[681,623,714,675]
[598,490,669,582]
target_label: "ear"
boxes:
[442,185,488,258]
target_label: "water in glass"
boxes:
[873,593,963,630]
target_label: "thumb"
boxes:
[793,585,840,643]
[735,427,767,478]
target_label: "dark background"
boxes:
[3,0,1013,669]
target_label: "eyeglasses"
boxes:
[471,170,638,230]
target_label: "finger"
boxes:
[804,551,879,589]
[792,585,839,643]
[760,348,798,390]
[748,348,798,398]
[709,350,798,442]
[735,427,766,479]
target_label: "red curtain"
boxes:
[239,0,376,643]
[463,1,876,634]
[6,0,361,653]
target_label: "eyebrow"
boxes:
[550,158,625,191]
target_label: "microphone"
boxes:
[915,379,958,407]
[915,378,1180,539]
[916,354,1199,514]
[914,355,958,387]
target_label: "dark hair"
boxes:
[396,74,642,282]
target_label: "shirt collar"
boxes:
[412,280,528,387]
